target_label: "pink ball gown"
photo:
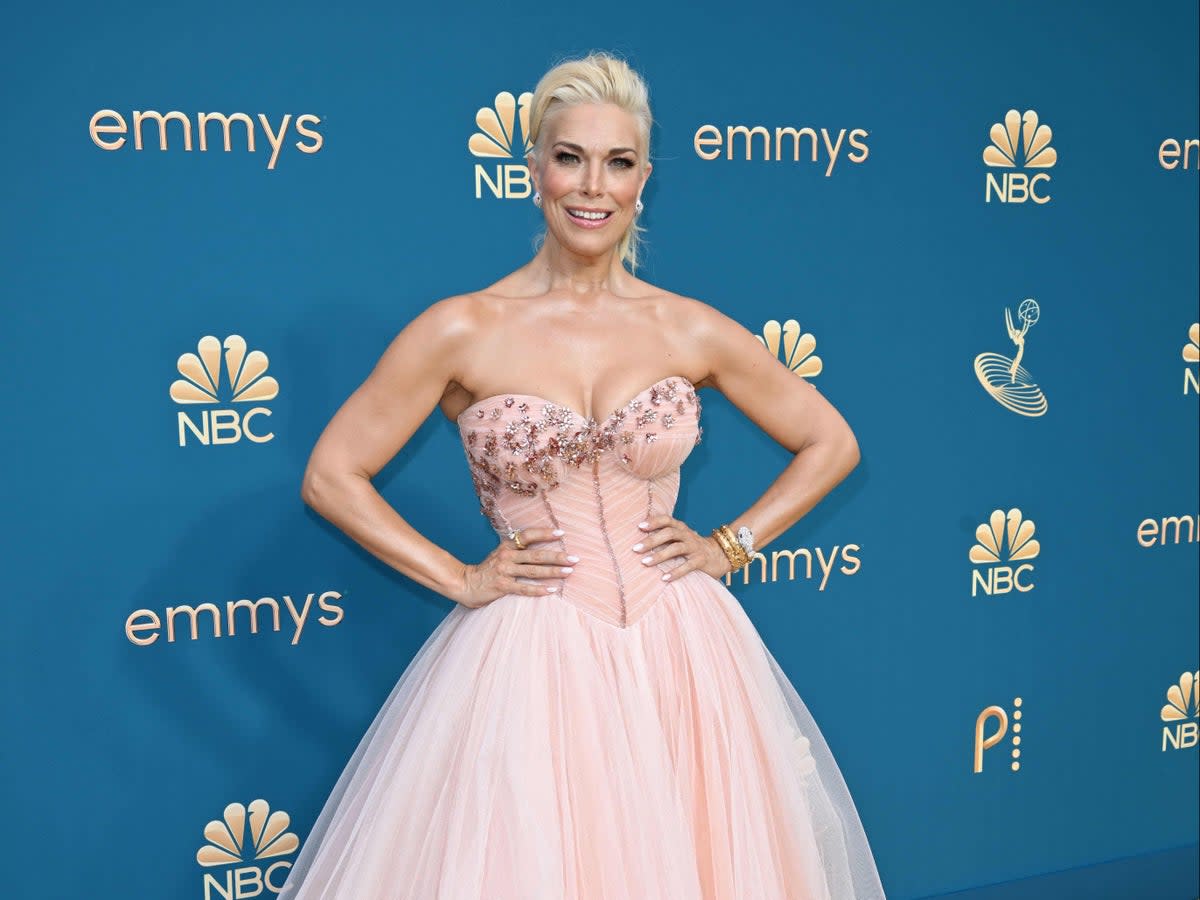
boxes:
[278,375,886,899]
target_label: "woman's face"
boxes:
[529,102,651,261]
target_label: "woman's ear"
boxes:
[525,153,540,196]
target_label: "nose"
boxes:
[580,159,603,197]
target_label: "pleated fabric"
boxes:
[278,377,886,898]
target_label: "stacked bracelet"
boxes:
[711,524,751,571]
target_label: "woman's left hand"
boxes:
[632,513,732,581]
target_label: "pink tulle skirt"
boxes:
[278,570,886,899]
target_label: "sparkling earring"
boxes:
[533,191,542,208]
[635,198,644,214]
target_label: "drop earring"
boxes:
[533,191,542,207]
[635,197,644,214]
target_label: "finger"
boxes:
[510,563,574,578]
[641,540,688,565]
[633,526,679,551]
[637,515,675,532]
[512,527,566,545]
[519,548,579,565]
[507,578,557,596]
[495,552,571,574]
[660,559,697,582]
[633,525,681,554]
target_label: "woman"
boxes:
[279,52,886,899]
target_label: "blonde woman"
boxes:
[279,51,886,899]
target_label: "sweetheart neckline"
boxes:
[455,374,695,426]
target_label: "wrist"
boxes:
[438,559,470,604]
[708,534,735,575]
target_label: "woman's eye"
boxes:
[552,151,635,168]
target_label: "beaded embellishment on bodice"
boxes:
[456,376,702,629]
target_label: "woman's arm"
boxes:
[299,296,477,601]
[693,300,861,553]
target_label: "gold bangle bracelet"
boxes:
[710,528,734,570]
[722,525,751,567]
[723,525,751,567]
[712,525,749,570]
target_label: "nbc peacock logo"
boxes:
[974,697,1024,773]
[1161,670,1199,752]
[170,334,279,446]
[469,90,533,200]
[757,318,822,377]
[974,299,1047,416]
[969,508,1039,597]
[983,109,1056,204]
[1183,323,1198,395]
[196,799,299,897]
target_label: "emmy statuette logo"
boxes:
[974,697,1024,773]
[983,109,1056,204]
[1161,670,1199,752]
[469,91,533,199]
[1183,323,1198,395]
[170,334,279,446]
[969,508,1039,597]
[757,318,822,378]
[974,299,1047,416]
[196,799,299,898]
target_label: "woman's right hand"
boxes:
[452,527,579,609]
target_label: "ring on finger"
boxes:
[508,529,526,550]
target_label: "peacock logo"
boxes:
[1161,671,1199,722]
[469,91,533,200]
[983,109,1056,204]
[758,318,822,378]
[170,334,278,445]
[1183,323,1198,395]
[196,799,299,895]
[969,508,1039,597]
[1161,670,1199,752]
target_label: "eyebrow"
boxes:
[553,140,638,156]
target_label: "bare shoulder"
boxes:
[643,287,759,389]
[412,278,536,338]
[636,285,737,335]
[382,291,500,371]
[354,294,472,408]
[401,291,483,341]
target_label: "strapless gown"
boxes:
[278,375,886,899]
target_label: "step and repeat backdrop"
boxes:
[4,1,1197,897]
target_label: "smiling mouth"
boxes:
[566,208,613,221]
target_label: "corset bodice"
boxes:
[457,375,703,629]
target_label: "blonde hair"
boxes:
[526,51,653,271]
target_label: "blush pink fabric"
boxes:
[278,377,886,899]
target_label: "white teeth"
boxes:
[568,209,611,220]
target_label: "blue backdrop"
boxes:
[3,1,1197,898]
